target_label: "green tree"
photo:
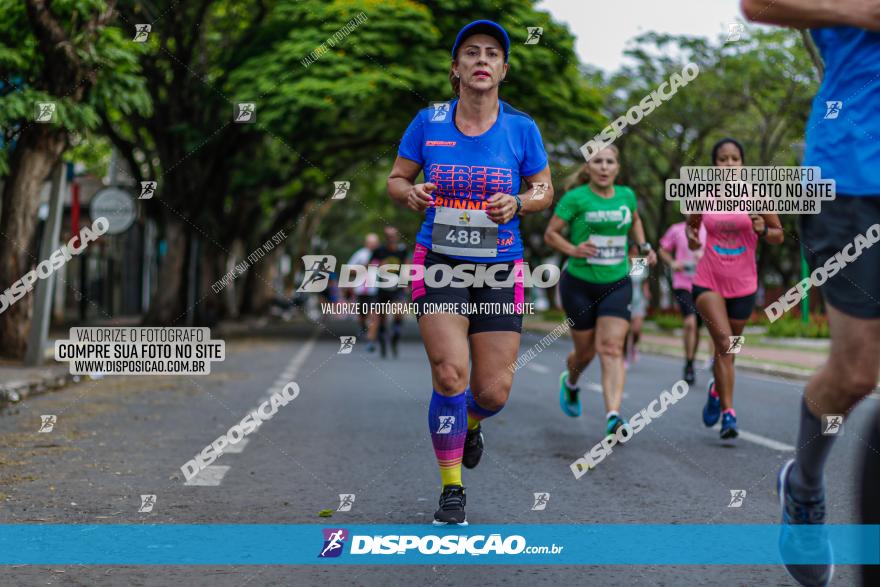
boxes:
[0,0,148,358]
[600,29,817,298]
[245,0,604,269]
[103,0,604,322]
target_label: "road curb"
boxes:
[0,370,81,407]
[522,320,815,383]
[636,342,813,382]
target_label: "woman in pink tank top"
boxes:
[687,138,784,440]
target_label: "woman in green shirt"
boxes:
[544,146,656,438]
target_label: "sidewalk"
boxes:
[0,324,115,406]
[0,314,828,408]
[0,360,79,405]
[523,317,827,381]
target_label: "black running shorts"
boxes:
[799,195,880,319]
[558,270,632,331]
[674,288,703,326]
[692,285,756,321]
[411,244,525,335]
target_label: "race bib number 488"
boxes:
[431,207,498,257]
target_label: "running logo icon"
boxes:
[727,336,745,354]
[727,22,745,42]
[338,336,356,354]
[821,414,844,436]
[525,27,544,45]
[337,494,355,512]
[629,257,648,276]
[38,415,57,433]
[138,494,157,513]
[234,103,256,123]
[531,182,549,201]
[139,181,157,200]
[297,255,336,292]
[436,416,455,434]
[35,102,56,123]
[133,24,151,42]
[332,181,350,200]
[318,528,348,558]
[824,101,842,119]
[430,101,451,122]
[531,492,550,511]
[728,489,746,508]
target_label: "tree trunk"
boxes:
[199,245,226,325]
[0,128,67,358]
[226,239,245,318]
[240,248,281,316]
[143,213,189,325]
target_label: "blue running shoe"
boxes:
[777,459,833,587]
[702,378,721,427]
[559,371,581,417]
[720,411,738,439]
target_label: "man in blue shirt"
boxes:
[744,2,880,585]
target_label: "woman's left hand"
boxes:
[486,193,518,224]
[750,214,765,235]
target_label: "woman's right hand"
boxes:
[572,241,598,258]
[407,182,436,212]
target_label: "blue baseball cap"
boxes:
[451,20,510,63]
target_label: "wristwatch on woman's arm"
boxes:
[638,242,652,254]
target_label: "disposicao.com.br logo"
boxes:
[297,255,560,292]
[317,528,563,558]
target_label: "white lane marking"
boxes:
[262,336,318,400]
[223,439,249,453]
[737,430,795,451]
[712,425,795,451]
[184,466,230,486]
[185,335,317,486]
[281,335,316,383]
[527,363,550,374]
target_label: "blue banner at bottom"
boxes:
[1,524,877,565]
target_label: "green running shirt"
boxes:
[554,184,638,284]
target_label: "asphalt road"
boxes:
[1,318,875,586]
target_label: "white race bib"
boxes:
[587,234,627,265]
[431,207,498,257]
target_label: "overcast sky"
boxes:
[536,0,748,71]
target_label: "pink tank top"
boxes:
[693,213,758,298]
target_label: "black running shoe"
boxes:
[462,424,484,469]
[433,485,467,525]
[684,362,696,385]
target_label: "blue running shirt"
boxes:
[397,98,548,261]
[804,27,880,196]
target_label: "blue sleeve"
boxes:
[520,119,548,177]
[398,111,424,165]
